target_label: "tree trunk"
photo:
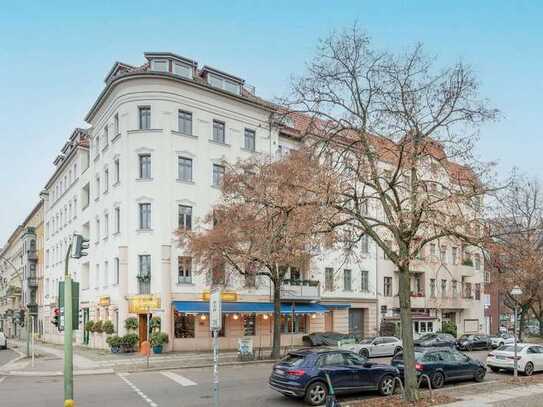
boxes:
[398,263,418,402]
[271,280,282,359]
[539,316,543,337]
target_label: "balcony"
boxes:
[393,292,474,310]
[281,279,320,302]
[27,250,38,261]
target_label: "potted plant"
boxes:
[103,320,115,335]
[124,317,138,332]
[84,320,95,333]
[106,335,122,353]
[150,316,161,333]
[121,333,139,353]
[150,332,169,354]
[92,320,104,334]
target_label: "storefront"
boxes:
[172,301,328,352]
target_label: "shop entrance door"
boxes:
[139,314,148,348]
[349,309,364,338]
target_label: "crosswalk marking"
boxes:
[160,371,197,386]
[117,372,158,407]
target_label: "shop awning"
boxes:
[322,303,351,310]
[173,301,328,314]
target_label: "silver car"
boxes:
[343,336,403,358]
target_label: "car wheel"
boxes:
[489,366,501,373]
[378,374,395,396]
[305,381,328,406]
[499,342,504,348]
[359,348,370,358]
[474,368,486,382]
[466,344,472,352]
[487,343,493,351]
[393,346,402,356]
[430,371,445,389]
[524,362,534,377]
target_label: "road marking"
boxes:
[117,372,158,407]
[160,371,197,386]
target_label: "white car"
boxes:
[487,343,543,376]
[0,332,6,350]
[490,333,516,348]
[342,336,403,358]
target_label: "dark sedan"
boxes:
[456,334,492,351]
[269,348,399,406]
[414,333,456,348]
[391,347,486,389]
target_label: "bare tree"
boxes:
[283,25,498,400]
[179,150,336,358]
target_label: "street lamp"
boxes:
[510,285,523,378]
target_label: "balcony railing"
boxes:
[281,279,320,301]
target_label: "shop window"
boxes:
[280,314,307,334]
[243,314,256,336]
[174,313,195,338]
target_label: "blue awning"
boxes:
[322,303,351,310]
[173,301,328,314]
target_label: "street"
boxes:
[0,349,18,367]
[0,350,507,406]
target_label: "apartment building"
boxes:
[41,129,90,344]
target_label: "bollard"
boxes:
[64,400,75,407]
[417,373,433,402]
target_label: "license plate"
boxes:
[275,369,285,375]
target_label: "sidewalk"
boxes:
[1,339,274,377]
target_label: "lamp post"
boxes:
[510,286,523,379]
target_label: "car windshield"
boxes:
[281,354,306,367]
[360,336,376,344]
[499,345,524,352]
[460,335,474,340]
[418,334,436,341]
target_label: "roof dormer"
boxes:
[201,65,244,95]
[144,52,197,79]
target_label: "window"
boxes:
[178,256,192,284]
[139,154,152,179]
[73,198,77,218]
[429,243,436,258]
[212,120,225,144]
[103,261,108,287]
[430,279,436,297]
[208,74,241,95]
[474,254,481,270]
[244,129,255,151]
[360,270,369,292]
[325,267,334,291]
[440,246,447,263]
[114,113,119,134]
[452,280,458,297]
[177,157,193,181]
[361,235,369,254]
[452,247,458,265]
[104,213,109,238]
[95,264,100,289]
[95,219,100,243]
[243,314,256,336]
[484,271,490,284]
[441,279,447,298]
[151,59,169,72]
[103,125,109,146]
[281,314,307,334]
[212,164,225,187]
[173,62,192,78]
[113,257,119,285]
[178,110,192,135]
[139,203,151,230]
[475,283,481,300]
[174,313,195,338]
[138,106,151,129]
[95,175,100,199]
[104,168,109,193]
[114,207,120,234]
[178,205,192,230]
[343,269,352,291]
[114,158,120,184]
[384,277,392,296]
[137,255,151,294]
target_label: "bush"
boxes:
[106,335,122,348]
[102,320,115,334]
[124,317,138,331]
[462,258,474,267]
[84,320,95,332]
[440,321,457,338]
[92,320,103,333]
[150,332,169,347]
[122,333,139,348]
[150,316,161,331]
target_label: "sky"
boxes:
[0,0,541,244]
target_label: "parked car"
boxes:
[456,334,492,351]
[391,347,486,389]
[486,343,543,376]
[342,336,403,358]
[302,332,359,347]
[414,333,456,348]
[269,348,399,406]
[490,333,516,349]
[0,332,6,350]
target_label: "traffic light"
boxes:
[52,307,60,327]
[71,234,89,259]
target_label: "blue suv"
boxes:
[269,348,399,406]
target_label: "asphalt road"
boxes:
[0,348,19,368]
[0,350,512,407]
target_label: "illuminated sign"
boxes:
[127,295,161,313]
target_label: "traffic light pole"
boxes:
[64,242,74,406]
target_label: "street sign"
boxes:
[209,289,222,331]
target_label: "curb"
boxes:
[122,358,277,374]
[0,368,115,377]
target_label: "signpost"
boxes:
[210,289,222,407]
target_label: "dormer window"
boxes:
[207,74,241,95]
[151,59,169,72]
[173,62,192,79]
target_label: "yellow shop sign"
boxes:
[99,296,110,306]
[128,295,161,313]
[201,291,238,302]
